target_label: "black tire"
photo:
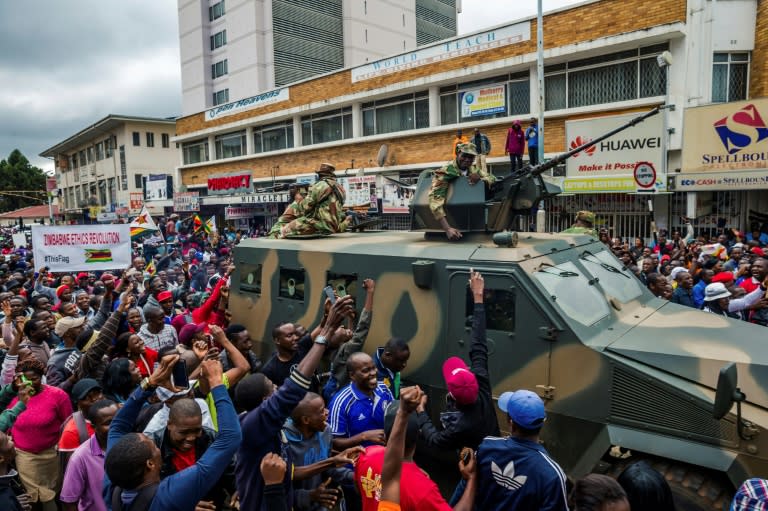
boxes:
[598,452,733,511]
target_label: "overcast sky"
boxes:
[0,0,580,173]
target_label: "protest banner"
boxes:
[31,224,131,272]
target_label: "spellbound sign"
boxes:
[351,22,531,83]
[205,88,290,121]
[240,192,290,204]
[208,172,252,195]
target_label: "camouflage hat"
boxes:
[317,163,336,175]
[457,143,478,156]
[576,210,595,225]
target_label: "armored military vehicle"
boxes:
[232,107,765,509]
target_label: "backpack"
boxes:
[111,483,159,511]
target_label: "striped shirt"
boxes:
[328,382,393,445]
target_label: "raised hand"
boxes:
[260,453,287,485]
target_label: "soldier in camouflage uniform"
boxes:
[267,184,305,238]
[428,142,496,240]
[561,210,598,237]
[278,163,350,238]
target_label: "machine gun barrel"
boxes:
[528,105,665,178]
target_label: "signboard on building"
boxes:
[460,86,506,118]
[673,171,768,191]
[338,176,378,211]
[205,88,289,121]
[146,174,168,200]
[564,112,664,193]
[208,172,252,195]
[225,206,260,219]
[681,98,768,173]
[173,191,200,212]
[239,191,289,204]
[31,224,131,272]
[46,178,57,192]
[129,193,143,212]
[351,22,531,83]
[382,176,414,214]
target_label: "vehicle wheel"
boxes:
[599,452,733,511]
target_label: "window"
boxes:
[132,132,140,146]
[105,137,114,158]
[209,0,225,21]
[87,147,94,164]
[182,139,209,164]
[212,59,228,79]
[146,132,155,148]
[579,250,642,303]
[362,92,429,136]
[134,173,143,189]
[70,154,78,169]
[161,134,170,148]
[213,89,229,106]
[544,44,668,111]
[78,150,86,167]
[95,142,104,161]
[254,120,294,153]
[301,107,352,145]
[215,130,247,159]
[119,145,128,191]
[464,287,515,332]
[239,263,262,294]
[210,30,227,50]
[712,52,750,103]
[279,268,305,301]
[533,261,610,326]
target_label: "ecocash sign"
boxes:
[679,175,768,187]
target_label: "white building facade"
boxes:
[177,0,458,115]
[41,115,178,221]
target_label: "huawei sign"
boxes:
[569,136,596,157]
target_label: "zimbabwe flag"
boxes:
[85,248,113,263]
[193,214,203,232]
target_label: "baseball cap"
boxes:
[704,282,731,302]
[498,390,546,429]
[442,357,479,406]
[54,316,87,337]
[179,322,207,346]
[71,378,102,402]
[752,247,766,257]
[77,272,89,280]
[711,272,734,284]
[157,290,173,302]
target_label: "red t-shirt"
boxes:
[740,277,760,294]
[135,349,159,378]
[171,447,196,473]
[355,446,451,511]
[58,416,95,452]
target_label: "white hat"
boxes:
[704,282,731,301]
[670,267,687,281]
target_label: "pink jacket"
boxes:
[505,123,526,155]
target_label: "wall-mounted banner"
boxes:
[239,191,290,204]
[338,176,378,211]
[208,172,252,195]
[173,192,200,212]
[672,171,768,191]
[382,176,414,214]
[351,22,531,83]
[32,224,131,272]
[460,86,506,118]
[681,98,768,173]
[205,88,289,121]
[146,174,167,200]
[565,111,664,193]
[129,193,144,212]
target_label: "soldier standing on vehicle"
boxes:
[429,143,496,241]
[279,163,350,238]
[561,210,597,237]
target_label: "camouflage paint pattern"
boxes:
[279,175,349,237]
[232,230,768,489]
[560,225,598,237]
[267,200,302,238]
[428,159,496,220]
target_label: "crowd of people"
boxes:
[0,211,768,511]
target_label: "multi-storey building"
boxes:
[173,0,768,236]
[178,0,458,115]
[41,115,177,221]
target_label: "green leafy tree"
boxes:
[0,149,47,213]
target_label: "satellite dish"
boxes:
[377,144,389,167]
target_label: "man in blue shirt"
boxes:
[329,352,393,450]
[692,269,714,309]
[671,271,697,309]
[525,118,539,166]
[475,389,568,511]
